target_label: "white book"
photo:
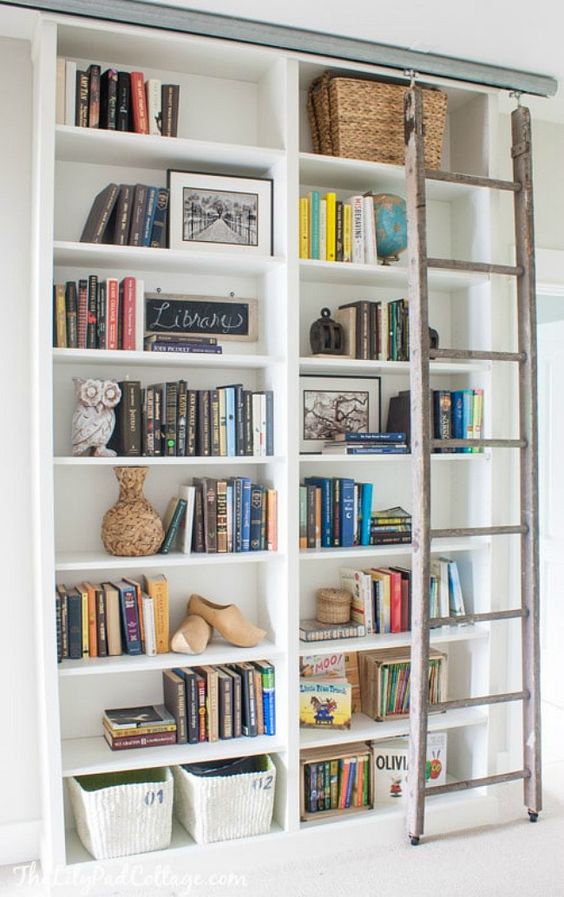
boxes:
[252,392,262,456]
[56,58,66,125]
[339,567,365,629]
[319,199,327,261]
[177,484,196,554]
[438,557,451,618]
[141,593,157,656]
[135,278,145,352]
[259,393,267,456]
[448,560,466,616]
[64,60,77,126]
[380,302,389,361]
[146,78,162,135]
[349,195,365,264]
[373,733,447,804]
[363,195,377,265]
[362,571,374,635]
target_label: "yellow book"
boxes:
[144,573,169,654]
[472,389,484,453]
[299,678,352,729]
[76,583,89,658]
[343,203,352,262]
[54,283,67,347]
[299,196,310,259]
[325,192,337,261]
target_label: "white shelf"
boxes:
[300,707,487,751]
[298,624,489,656]
[62,733,286,777]
[53,241,284,276]
[300,538,490,561]
[56,125,286,173]
[56,550,280,571]
[54,455,283,467]
[59,638,282,677]
[300,259,488,290]
[299,356,490,375]
[53,348,283,369]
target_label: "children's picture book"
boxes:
[372,732,447,803]
[299,678,352,729]
[300,654,346,678]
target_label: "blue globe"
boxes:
[372,193,408,263]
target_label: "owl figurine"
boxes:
[72,378,122,457]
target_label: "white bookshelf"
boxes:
[30,9,516,880]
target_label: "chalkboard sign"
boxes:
[144,293,258,342]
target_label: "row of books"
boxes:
[340,557,466,636]
[298,191,380,264]
[299,478,411,550]
[56,59,180,136]
[359,647,447,721]
[434,388,485,452]
[162,661,276,746]
[303,747,372,813]
[80,183,168,246]
[55,575,169,662]
[53,275,142,350]
[109,380,274,457]
[321,431,408,456]
[334,299,409,361]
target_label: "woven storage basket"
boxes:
[308,72,447,168]
[173,755,276,844]
[316,587,352,624]
[68,767,173,860]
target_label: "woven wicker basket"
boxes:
[308,72,447,169]
[316,587,352,624]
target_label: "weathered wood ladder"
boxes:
[404,85,541,844]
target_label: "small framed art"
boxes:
[167,169,273,255]
[299,374,381,454]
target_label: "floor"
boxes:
[2,710,563,897]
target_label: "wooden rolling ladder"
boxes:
[404,84,541,844]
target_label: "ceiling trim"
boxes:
[3,0,558,97]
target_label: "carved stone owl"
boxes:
[72,378,122,457]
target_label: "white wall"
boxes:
[0,35,41,864]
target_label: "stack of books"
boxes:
[162,661,276,744]
[103,704,177,751]
[369,506,412,545]
[301,743,373,816]
[56,574,170,662]
[298,191,379,264]
[321,432,408,455]
[359,647,447,721]
[144,335,221,355]
[433,388,485,453]
[56,59,180,136]
[109,381,273,458]
[80,183,169,247]
[53,274,142,350]
[334,298,408,361]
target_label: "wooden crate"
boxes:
[300,741,374,821]
[358,647,448,721]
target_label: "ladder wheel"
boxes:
[528,810,539,823]
[409,835,420,846]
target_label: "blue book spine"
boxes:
[225,387,236,457]
[339,431,406,443]
[360,482,373,546]
[462,389,473,453]
[149,187,169,248]
[346,445,409,455]
[345,758,356,808]
[241,478,252,551]
[141,186,158,246]
[249,484,264,550]
[339,478,355,548]
[265,390,274,456]
[118,584,142,655]
[304,477,332,547]
[310,191,320,259]
[451,390,464,450]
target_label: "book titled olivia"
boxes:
[373,732,447,804]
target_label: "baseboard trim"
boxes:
[0,820,41,866]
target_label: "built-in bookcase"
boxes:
[31,10,518,879]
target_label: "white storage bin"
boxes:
[68,767,174,860]
[173,754,276,844]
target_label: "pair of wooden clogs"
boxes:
[170,594,266,654]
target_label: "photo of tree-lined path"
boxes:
[183,187,259,246]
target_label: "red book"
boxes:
[77,278,88,349]
[106,278,119,350]
[130,72,149,134]
[104,730,176,750]
[381,568,403,633]
[120,276,136,350]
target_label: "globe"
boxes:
[372,193,408,264]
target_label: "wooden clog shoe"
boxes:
[170,613,212,654]
[187,594,267,648]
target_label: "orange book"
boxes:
[339,758,350,809]
[143,573,169,653]
[82,581,98,658]
[130,72,149,134]
[267,489,278,551]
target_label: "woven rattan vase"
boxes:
[101,467,164,557]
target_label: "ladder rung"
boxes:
[425,170,521,193]
[431,608,527,626]
[435,691,528,712]
[425,770,529,797]
[428,258,523,277]
[431,439,526,449]
[431,525,526,538]
[430,349,525,363]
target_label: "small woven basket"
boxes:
[316,587,352,624]
[68,767,173,860]
[308,72,447,169]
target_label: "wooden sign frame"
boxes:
[144,292,258,342]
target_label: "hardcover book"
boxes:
[372,732,447,803]
[299,679,352,729]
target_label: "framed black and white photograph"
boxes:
[167,169,273,255]
[299,374,381,453]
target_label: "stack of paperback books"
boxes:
[162,661,276,744]
[321,432,408,455]
[103,704,177,751]
[56,59,180,136]
[80,183,168,247]
[52,274,142,350]
[334,298,409,360]
[370,506,412,545]
[144,335,221,355]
